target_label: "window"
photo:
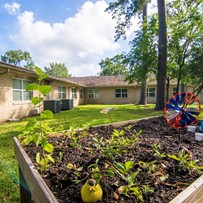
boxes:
[88,89,99,98]
[79,89,83,98]
[12,78,32,101]
[115,89,128,98]
[146,88,156,97]
[58,86,66,99]
[72,88,77,99]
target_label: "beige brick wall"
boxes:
[84,87,139,104]
[48,81,85,108]
[0,70,38,123]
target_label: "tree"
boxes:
[98,54,127,76]
[44,62,71,78]
[124,14,158,104]
[167,0,203,94]
[187,40,203,96]
[154,0,167,110]
[107,0,167,110]
[1,49,33,68]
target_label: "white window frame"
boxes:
[115,89,128,98]
[88,89,99,99]
[58,86,66,99]
[72,88,77,99]
[12,78,32,101]
[146,88,156,97]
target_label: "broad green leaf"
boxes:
[125,161,134,171]
[38,85,51,95]
[38,73,49,81]
[26,83,38,91]
[130,187,144,202]
[115,162,126,173]
[127,171,139,186]
[40,110,54,119]
[35,67,44,76]
[22,136,33,145]
[31,97,43,106]
[25,119,37,129]
[47,154,54,163]
[32,134,41,146]
[43,143,54,153]
[168,154,180,161]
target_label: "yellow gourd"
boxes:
[81,179,103,203]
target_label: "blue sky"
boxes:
[0,0,143,76]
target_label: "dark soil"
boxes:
[24,116,203,203]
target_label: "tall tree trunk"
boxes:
[155,0,167,110]
[139,79,147,104]
[138,4,147,105]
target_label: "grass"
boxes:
[0,103,202,202]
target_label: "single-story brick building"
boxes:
[0,61,202,123]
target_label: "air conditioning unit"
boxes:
[43,100,61,114]
[61,99,74,110]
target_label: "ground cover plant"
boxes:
[0,104,163,203]
[20,115,203,203]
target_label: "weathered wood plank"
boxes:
[169,174,203,203]
[14,137,59,203]
[19,166,32,203]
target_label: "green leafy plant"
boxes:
[87,159,103,183]
[18,67,54,171]
[138,160,157,173]
[168,149,203,173]
[151,144,166,159]
[113,161,153,202]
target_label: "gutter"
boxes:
[0,67,9,75]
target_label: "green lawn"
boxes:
[0,104,202,202]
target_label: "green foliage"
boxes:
[138,160,157,173]
[1,49,33,68]
[113,161,153,202]
[124,15,158,84]
[167,0,203,92]
[168,149,203,173]
[18,67,54,171]
[106,0,145,41]
[44,62,71,78]
[36,152,54,172]
[87,159,103,183]
[151,144,166,159]
[98,54,127,76]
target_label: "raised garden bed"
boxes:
[14,116,203,203]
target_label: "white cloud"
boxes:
[9,1,128,76]
[4,2,20,15]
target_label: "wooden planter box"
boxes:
[14,118,203,203]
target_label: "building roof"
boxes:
[0,61,82,87]
[65,76,137,87]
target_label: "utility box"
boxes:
[61,99,74,110]
[43,100,61,114]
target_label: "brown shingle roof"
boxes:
[65,76,137,87]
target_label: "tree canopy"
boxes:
[98,54,127,76]
[1,49,33,68]
[44,62,71,78]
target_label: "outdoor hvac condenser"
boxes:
[43,100,61,114]
[61,99,74,110]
